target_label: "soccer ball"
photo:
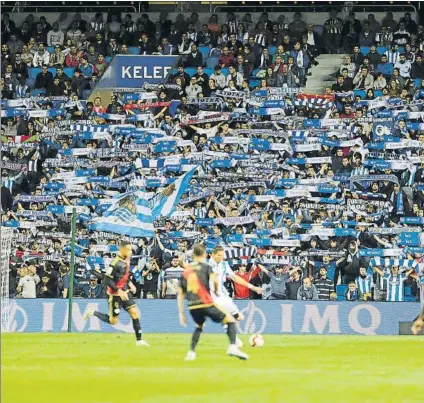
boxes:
[249,334,264,347]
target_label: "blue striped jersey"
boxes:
[355,274,374,294]
[383,272,407,302]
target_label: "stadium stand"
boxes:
[1,6,423,304]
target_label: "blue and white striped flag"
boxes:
[91,190,155,238]
[151,168,196,219]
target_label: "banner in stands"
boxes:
[98,55,178,88]
[9,300,420,335]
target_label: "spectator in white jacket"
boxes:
[17,266,40,298]
[185,76,203,98]
[32,43,50,67]
[394,53,412,78]
[47,22,65,46]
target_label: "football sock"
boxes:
[227,322,236,345]
[94,312,110,324]
[132,318,142,341]
[190,327,203,351]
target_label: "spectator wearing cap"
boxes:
[394,53,412,78]
[47,22,64,46]
[32,43,50,67]
[34,64,53,90]
[49,45,65,67]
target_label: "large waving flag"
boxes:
[151,168,196,219]
[91,190,155,238]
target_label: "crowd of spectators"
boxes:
[1,9,424,303]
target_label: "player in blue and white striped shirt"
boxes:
[355,267,374,300]
[372,265,414,302]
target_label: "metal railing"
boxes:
[9,1,137,13]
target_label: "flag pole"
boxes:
[67,208,77,333]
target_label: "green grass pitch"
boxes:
[2,333,422,403]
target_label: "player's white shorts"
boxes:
[212,294,239,316]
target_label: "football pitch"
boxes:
[2,333,422,403]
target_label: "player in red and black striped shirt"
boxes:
[84,241,149,346]
[178,244,248,361]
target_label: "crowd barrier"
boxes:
[8,299,420,335]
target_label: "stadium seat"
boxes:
[249,79,260,89]
[336,285,348,301]
[268,46,277,55]
[360,46,370,55]
[354,90,366,99]
[185,67,197,77]
[404,285,417,302]
[198,46,210,61]
[414,78,421,87]
[206,57,219,69]
[46,46,54,54]
[105,56,112,63]
[128,47,139,55]
[377,46,387,54]
[374,90,383,97]
[204,67,213,76]
[64,67,75,77]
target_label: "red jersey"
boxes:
[106,256,130,295]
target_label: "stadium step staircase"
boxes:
[305,54,348,95]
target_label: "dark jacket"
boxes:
[34,71,53,89]
[1,186,13,212]
[186,51,203,68]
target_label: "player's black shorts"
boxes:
[108,293,135,317]
[189,304,226,326]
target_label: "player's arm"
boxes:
[177,286,187,327]
[210,271,219,296]
[229,268,262,294]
